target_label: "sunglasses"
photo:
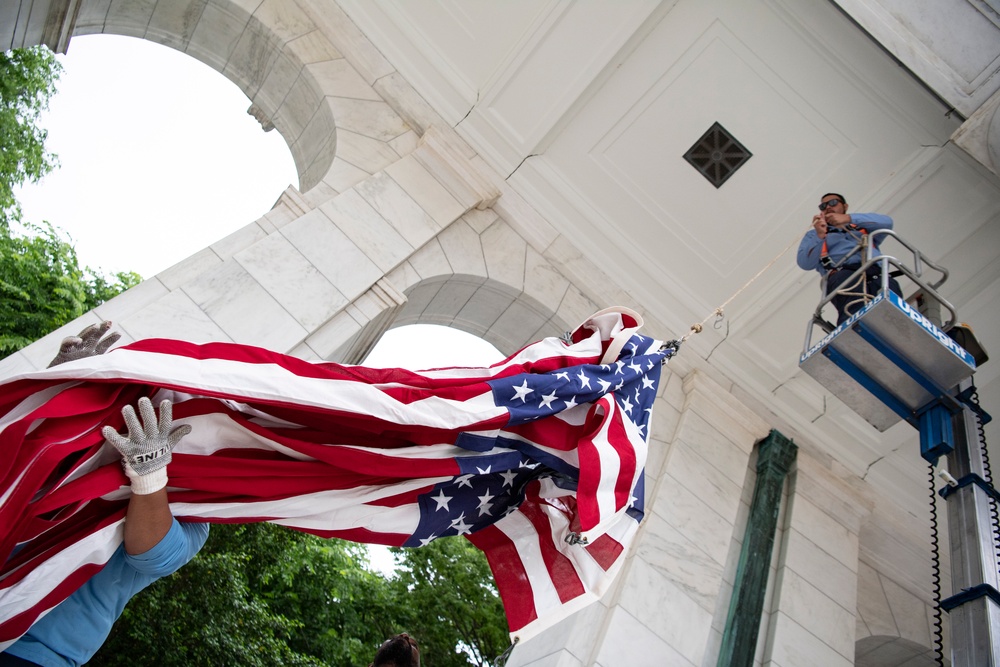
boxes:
[818,198,842,211]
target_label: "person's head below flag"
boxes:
[370,633,420,667]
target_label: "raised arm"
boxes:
[102,397,191,554]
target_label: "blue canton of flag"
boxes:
[406,452,542,547]
[488,333,664,434]
[406,333,666,547]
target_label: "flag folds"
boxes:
[0,308,668,645]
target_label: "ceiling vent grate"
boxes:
[683,122,752,188]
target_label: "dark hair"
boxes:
[821,192,847,206]
[372,634,419,667]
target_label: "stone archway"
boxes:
[62,0,411,194]
[328,272,569,368]
[3,0,555,373]
[395,274,569,355]
[304,206,601,365]
[855,552,945,667]
[856,635,948,667]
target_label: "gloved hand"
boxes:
[102,397,191,495]
[48,321,121,367]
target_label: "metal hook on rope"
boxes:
[680,324,701,344]
[494,637,520,667]
[659,339,683,363]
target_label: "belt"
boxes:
[831,263,865,273]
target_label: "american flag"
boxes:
[0,309,670,646]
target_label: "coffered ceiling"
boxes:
[336,0,1000,508]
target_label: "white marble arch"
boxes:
[394,275,567,353]
[313,206,605,366]
[324,272,573,368]
[856,635,946,667]
[855,560,945,667]
[69,0,411,194]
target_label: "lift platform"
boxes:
[799,229,976,435]
[800,288,975,431]
[798,228,998,667]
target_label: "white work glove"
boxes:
[48,321,120,367]
[102,397,191,495]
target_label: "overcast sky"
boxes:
[14,34,503,372]
[15,34,298,279]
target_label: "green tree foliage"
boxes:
[0,46,62,228]
[0,222,141,355]
[92,524,509,667]
[0,46,138,355]
[238,526,402,665]
[93,523,324,667]
[390,539,509,667]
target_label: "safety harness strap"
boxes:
[820,223,867,272]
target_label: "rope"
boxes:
[680,233,802,343]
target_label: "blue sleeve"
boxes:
[4,522,210,666]
[848,212,892,232]
[125,519,210,577]
[797,230,824,272]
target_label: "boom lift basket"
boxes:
[799,230,977,433]
[801,229,998,665]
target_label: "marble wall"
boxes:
[500,371,894,667]
[0,128,591,377]
[762,456,872,667]
[0,2,955,665]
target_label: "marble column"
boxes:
[762,451,874,667]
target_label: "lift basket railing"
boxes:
[804,228,956,352]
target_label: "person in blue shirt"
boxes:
[797,192,901,325]
[0,323,209,667]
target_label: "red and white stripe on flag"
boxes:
[0,308,666,646]
[468,476,640,641]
